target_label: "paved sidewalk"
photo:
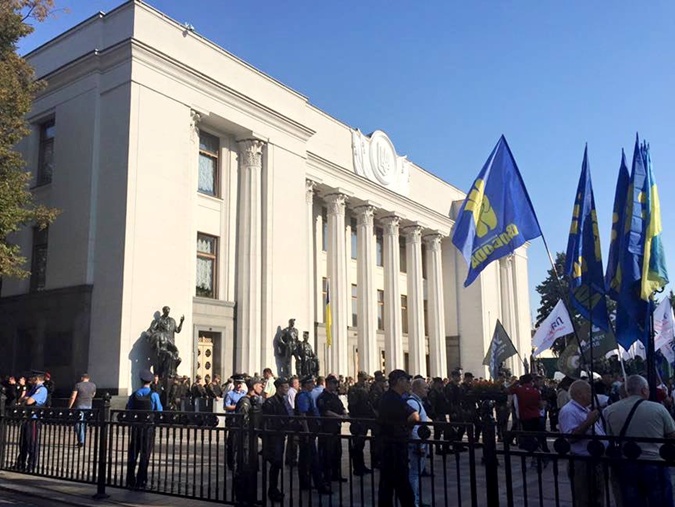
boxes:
[0,472,217,507]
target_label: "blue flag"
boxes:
[640,144,668,299]
[452,136,542,287]
[614,135,649,348]
[605,150,629,300]
[564,146,610,331]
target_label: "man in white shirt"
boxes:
[407,378,429,507]
[603,375,675,507]
[558,380,605,507]
[262,368,276,400]
[285,376,300,467]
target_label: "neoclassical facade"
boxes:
[0,0,532,393]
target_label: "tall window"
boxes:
[399,237,407,273]
[322,207,328,251]
[196,233,218,298]
[351,284,358,327]
[401,294,408,334]
[423,299,429,336]
[30,226,49,292]
[198,131,219,196]
[37,119,55,186]
[377,289,384,330]
[350,217,357,260]
[376,227,383,266]
[422,244,428,279]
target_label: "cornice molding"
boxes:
[307,151,453,235]
[129,40,316,143]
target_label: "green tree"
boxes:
[534,251,616,355]
[0,0,59,279]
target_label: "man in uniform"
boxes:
[125,369,163,489]
[295,375,331,494]
[15,373,48,472]
[369,371,387,468]
[262,377,290,503]
[317,374,348,484]
[234,377,263,505]
[427,377,449,453]
[377,369,419,507]
[225,374,247,469]
[348,371,374,476]
[444,370,465,449]
[67,373,97,447]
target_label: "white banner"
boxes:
[619,341,646,361]
[654,298,675,364]
[532,300,575,356]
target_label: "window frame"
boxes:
[351,283,358,328]
[36,118,55,186]
[198,130,220,197]
[30,226,49,292]
[377,289,384,331]
[196,233,218,298]
[401,294,408,334]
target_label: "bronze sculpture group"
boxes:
[145,309,318,380]
[276,319,319,378]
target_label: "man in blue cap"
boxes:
[15,372,48,472]
[126,369,162,489]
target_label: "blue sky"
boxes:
[19,1,675,325]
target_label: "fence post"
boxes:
[93,393,111,500]
[0,386,6,468]
[481,400,500,507]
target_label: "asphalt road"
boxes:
[0,489,74,507]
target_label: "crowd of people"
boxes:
[4,366,675,506]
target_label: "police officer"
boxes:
[125,369,163,489]
[348,371,374,476]
[15,373,48,472]
[369,370,387,468]
[377,369,418,507]
[262,377,290,503]
[317,374,347,484]
[427,377,449,453]
[295,375,332,494]
[225,374,247,470]
[234,377,263,505]
[444,370,465,448]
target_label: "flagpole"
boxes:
[647,296,658,402]
[538,233,595,381]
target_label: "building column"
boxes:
[382,216,403,371]
[500,255,520,374]
[405,224,426,376]
[235,139,265,373]
[326,192,349,375]
[306,180,317,347]
[425,233,447,378]
[355,205,378,374]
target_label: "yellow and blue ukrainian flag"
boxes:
[451,136,541,287]
[564,146,610,331]
[604,150,629,301]
[325,279,333,347]
[640,144,668,300]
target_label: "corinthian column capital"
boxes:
[354,205,375,227]
[403,224,423,244]
[325,193,348,216]
[305,179,317,204]
[381,215,400,236]
[423,233,443,252]
[237,139,266,168]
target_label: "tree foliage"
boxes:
[0,0,59,279]
[534,251,616,355]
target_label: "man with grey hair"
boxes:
[558,380,605,507]
[406,377,429,507]
[603,374,675,507]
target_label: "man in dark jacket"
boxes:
[234,377,263,505]
[348,370,374,475]
[317,374,347,484]
[125,369,163,489]
[262,377,290,503]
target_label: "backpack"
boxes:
[131,390,153,411]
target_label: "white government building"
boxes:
[0,0,533,394]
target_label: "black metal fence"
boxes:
[2,403,675,507]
